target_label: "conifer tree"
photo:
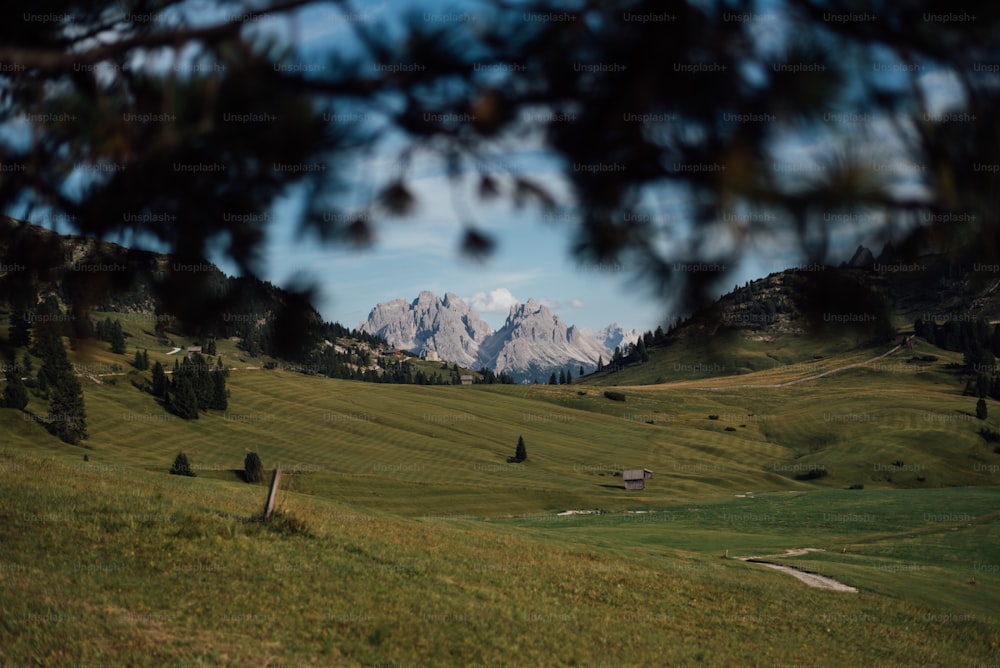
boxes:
[170,374,199,419]
[170,452,196,476]
[3,375,29,410]
[151,361,168,398]
[109,320,126,354]
[35,368,49,399]
[514,435,527,463]
[34,332,87,443]
[49,371,87,444]
[8,309,31,348]
[3,352,28,410]
[244,451,263,483]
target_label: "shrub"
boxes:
[170,452,196,477]
[3,382,28,410]
[848,483,864,490]
[724,426,736,432]
[603,391,626,402]
[708,414,719,420]
[264,511,312,537]
[979,428,1000,443]
[244,451,263,483]
[795,468,828,481]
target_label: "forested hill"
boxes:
[0,216,382,361]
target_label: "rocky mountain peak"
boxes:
[361,291,634,381]
[846,245,875,268]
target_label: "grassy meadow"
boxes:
[2,319,1000,665]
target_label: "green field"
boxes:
[2,325,1000,665]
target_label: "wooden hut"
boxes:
[623,468,653,490]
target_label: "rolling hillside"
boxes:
[3,315,999,516]
[3,233,1000,665]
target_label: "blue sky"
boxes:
[200,0,769,333]
[225,0,948,333]
[23,0,963,334]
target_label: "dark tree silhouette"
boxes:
[515,436,527,463]
[170,452,196,477]
[244,451,263,483]
[1,1,1000,354]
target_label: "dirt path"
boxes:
[701,337,910,391]
[734,549,858,592]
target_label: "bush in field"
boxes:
[980,428,1000,443]
[170,452,196,477]
[244,451,263,483]
[603,391,626,402]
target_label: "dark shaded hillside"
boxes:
[0,216,375,361]
[583,245,1000,386]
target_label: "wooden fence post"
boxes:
[263,467,282,521]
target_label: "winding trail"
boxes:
[734,549,858,592]
[699,337,912,391]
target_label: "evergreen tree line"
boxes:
[476,367,514,384]
[379,360,449,386]
[963,372,1000,402]
[596,331,664,373]
[302,346,513,385]
[15,332,88,444]
[2,298,88,445]
[914,317,999,370]
[94,317,127,354]
[147,353,228,419]
[548,368,578,385]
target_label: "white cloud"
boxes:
[467,288,520,314]
[538,297,585,311]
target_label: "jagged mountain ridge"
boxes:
[361,291,492,368]
[360,292,638,379]
[594,322,644,351]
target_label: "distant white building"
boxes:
[424,350,440,362]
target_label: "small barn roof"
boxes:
[623,468,653,480]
